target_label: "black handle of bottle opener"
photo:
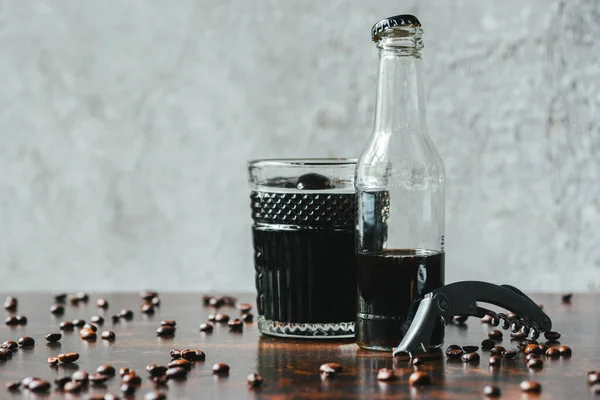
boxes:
[392,281,552,357]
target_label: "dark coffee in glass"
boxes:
[248,159,356,338]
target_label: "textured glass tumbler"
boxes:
[248,159,357,338]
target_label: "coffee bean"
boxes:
[54,293,67,303]
[121,383,137,395]
[412,357,423,366]
[72,370,89,383]
[96,298,109,309]
[202,295,212,305]
[544,331,561,341]
[2,340,18,349]
[215,313,230,323]
[528,358,543,369]
[481,339,496,350]
[462,345,479,353]
[80,328,97,341]
[511,331,526,340]
[209,297,224,308]
[242,313,254,322]
[0,349,12,360]
[90,316,105,325]
[168,359,192,370]
[199,323,214,332]
[558,345,572,357]
[446,345,464,359]
[538,343,548,353]
[21,377,39,387]
[47,357,58,365]
[146,364,168,377]
[0,352,8,362]
[145,391,167,400]
[166,367,188,379]
[97,365,116,376]
[151,297,161,307]
[490,346,505,356]
[15,315,27,325]
[524,344,542,355]
[6,381,20,391]
[72,319,86,327]
[111,315,120,323]
[54,376,72,388]
[212,363,230,374]
[63,381,83,393]
[4,296,17,311]
[141,303,155,314]
[5,316,18,326]
[170,349,181,359]
[119,367,133,377]
[83,323,98,332]
[60,321,75,331]
[50,304,64,315]
[526,353,540,361]
[588,372,600,385]
[156,325,175,337]
[122,374,142,386]
[119,309,134,320]
[101,330,116,341]
[408,371,431,386]
[76,292,89,302]
[140,291,159,301]
[228,318,243,331]
[57,352,79,363]
[489,355,502,365]
[320,364,336,377]
[181,349,205,362]
[68,295,80,305]
[452,315,468,323]
[481,315,494,324]
[520,380,541,393]
[151,376,169,386]
[377,368,395,381]
[44,333,62,343]
[161,320,176,327]
[236,303,253,313]
[208,314,216,321]
[483,385,501,397]
[18,336,34,347]
[545,347,560,357]
[561,293,573,303]
[488,330,503,340]
[28,379,51,393]
[504,350,517,359]
[247,373,263,387]
[222,296,237,306]
[88,373,109,385]
[319,362,342,373]
[462,352,480,362]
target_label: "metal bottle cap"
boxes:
[371,14,421,41]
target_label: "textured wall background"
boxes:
[1,0,599,291]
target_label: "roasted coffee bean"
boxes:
[22,377,39,387]
[199,323,214,332]
[242,313,254,322]
[76,292,89,302]
[446,345,464,359]
[90,315,105,325]
[488,330,503,340]
[202,295,213,305]
[504,350,517,359]
[412,357,423,366]
[121,383,137,395]
[161,320,176,327]
[141,303,155,314]
[247,373,264,387]
[207,314,216,322]
[80,328,97,341]
[483,385,501,397]
[60,321,75,331]
[408,371,431,386]
[68,295,80,305]
[5,316,18,326]
[490,345,505,356]
[50,304,64,315]
[28,379,51,393]
[152,375,169,386]
[73,319,86,327]
[119,309,134,320]
[54,293,67,303]
[97,365,116,376]
[462,352,480,362]
[166,367,188,379]
[73,370,89,383]
[146,364,168,377]
[377,368,395,381]
[96,298,109,309]
[58,352,79,363]
[212,363,230,374]
[545,347,560,357]
[54,376,72,388]
[561,293,573,303]
[0,352,7,362]
[526,353,540,361]
[481,315,494,324]
[319,362,342,373]
[101,330,116,341]
[4,296,17,311]
[181,349,205,362]
[538,343,548,353]
[524,344,542,355]
[462,345,478,353]
[119,367,133,377]
[452,315,468,323]
[228,318,243,331]
[6,381,20,391]
[222,295,237,306]
[481,339,496,350]
[588,372,600,385]
[45,333,62,343]
[170,349,181,359]
[111,315,120,323]
[0,349,12,359]
[63,381,83,393]
[236,303,252,313]
[511,331,526,340]
[168,359,192,370]
[489,355,502,365]
[18,336,34,347]
[209,297,224,308]
[156,325,175,337]
[15,315,27,325]
[122,374,142,386]
[151,297,161,307]
[83,323,98,332]
[140,291,159,301]
[2,340,18,349]
[558,345,572,357]
[527,358,543,369]
[47,357,59,365]
[544,331,561,341]
[145,391,167,400]
[215,313,230,323]
[520,380,542,393]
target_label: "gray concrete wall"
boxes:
[1,0,599,291]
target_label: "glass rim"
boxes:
[248,158,357,168]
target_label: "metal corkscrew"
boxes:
[392,281,552,358]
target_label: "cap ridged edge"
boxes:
[371,14,421,41]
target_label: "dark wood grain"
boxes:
[0,293,598,399]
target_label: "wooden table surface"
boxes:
[0,292,598,399]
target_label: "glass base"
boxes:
[258,316,355,339]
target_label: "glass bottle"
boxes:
[355,15,446,351]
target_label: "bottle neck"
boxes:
[373,47,426,135]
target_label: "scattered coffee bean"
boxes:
[63,381,83,393]
[89,373,109,385]
[215,313,230,323]
[121,383,137,395]
[559,345,572,357]
[483,384,501,397]
[28,379,51,393]
[151,375,169,386]
[544,331,561,341]
[72,370,89,383]
[504,350,517,359]
[57,352,79,363]
[408,371,431,386]
[526,353,540,361]
[83,323,98,332]
[528,358,543,369]
[96,365,115,376]
[141,291,159,301]
[222,295,237,306]
[462,352,480,362]
[511,331,526,340]
[538,343,548,353]
[72,319,86,327]
[208,314,216,321]
[524,344,542,355]
[96,298,109,309]
[170,349,181,359]
[156,326,175,337]
[119,367,133,377]
[452,315,468,323]
[462,345,478,353]
[0,349,12,360]
[60,321,75,331]
[54,376,72,388]
[119,309,134,320]
[228,318,243,331]
[446,345,464,359]
[54,293,67,303]
[520,380,542,393]
[90,315,105,325]
[488,330,503,340]
[166,367,188,379]
[2,340,18,349]
[80,328,97,341]
[151,297,161,307]
[112,315,120,323]
[5,316,18,326]
[588,372,600,385]
[561,293,573,303]
[481,339,496,350]
[236,303,252,313]
[18,336,34,347]
[247,373,264,387]
[212,363,230,374]
[199,323,214,332]
[489,355,502,365]
[181,349,206,362]
[545,347,560,357]
[145,391,167,400]
[490,345,505,356]
[50,304,65,315]
[377,368,395,381]
[101,330,116,341]
[0,351,9,362]
[68,295,80,305]
[22,377,39,387]
[6,381,20,391]
[209,297,224,308]
[76,292,89,302]
[242,313,254,322]
[3,296,17,311]
[161,320,176,327]
[47,357,58,365]
[15,315,27,325]
[481,314,494,324]
[202,295,213,305]
[168,359,192,370]
[146,364,168,377]
[45,333,62,343]
[122,374,142,386]
[412,357,423,366]
[141,303,155,314]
